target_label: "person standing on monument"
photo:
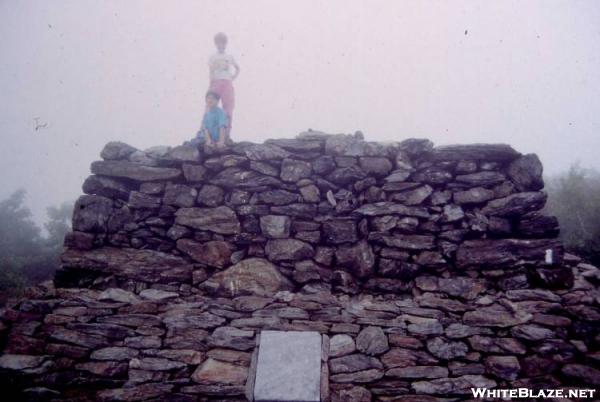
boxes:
[208,32,239,139]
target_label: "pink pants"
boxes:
[209,79,235,130]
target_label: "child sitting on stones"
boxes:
[196,91,228,149]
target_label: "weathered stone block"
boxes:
[201,258,294,297]
[175,206,241,234]
[91,160,181,181]
[260,215,291,239]
[456,238,563,268]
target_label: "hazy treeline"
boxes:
[544,164,600,266]
[0,189,72,304]
[0,163,598,304]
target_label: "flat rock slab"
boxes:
[254,330,322,402]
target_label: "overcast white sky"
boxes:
[1,0,599,226]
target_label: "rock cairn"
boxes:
[0,131,598,401]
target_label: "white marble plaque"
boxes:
[253,330,322,402]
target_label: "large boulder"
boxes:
[72,195,114,233]
[507,154,544,191]
[200,258,294,297]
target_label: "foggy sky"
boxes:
[1,0,599,226]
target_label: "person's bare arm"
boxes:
[232,61,240,80]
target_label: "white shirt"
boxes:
[209,52,236,81]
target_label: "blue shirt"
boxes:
[199,106,228,141]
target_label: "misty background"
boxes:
[0,1,599,298]
[1,0,599,225]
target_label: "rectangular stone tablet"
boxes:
[253,330,322,402]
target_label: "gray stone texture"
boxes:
[254,331,322,402]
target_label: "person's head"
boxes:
[205,91,220,108]
[214,32,228,52]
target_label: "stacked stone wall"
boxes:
[61,131,566,291]
[0,131,598,401]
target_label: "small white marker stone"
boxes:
[545,249,553,264]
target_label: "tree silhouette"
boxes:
[0,190,73,303]
[545,164,600,265]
